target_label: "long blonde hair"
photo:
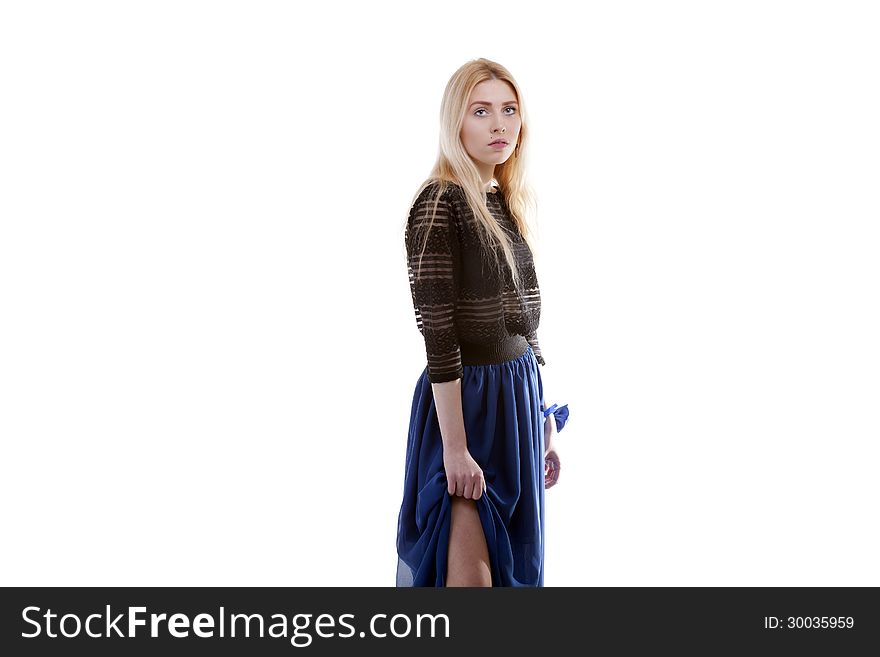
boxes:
[407,58,538,292]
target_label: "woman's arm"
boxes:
[406,187,483,498]
[405,189,464,383]
[432,379,467,454]
[433,378,486,499]
[544,408,558,453]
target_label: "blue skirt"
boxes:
[396,344,546,587]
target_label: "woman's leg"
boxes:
[446,496,491,587]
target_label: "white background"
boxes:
[1,1,877,586]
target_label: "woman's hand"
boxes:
[443,448,487,500]
[544,414,561,488]
[544,444,561,489]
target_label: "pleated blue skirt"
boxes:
[396,344,546,587]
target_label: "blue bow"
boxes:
[542,402,570,433]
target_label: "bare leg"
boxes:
[446,496,492,587]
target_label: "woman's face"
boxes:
[459,79,521,179]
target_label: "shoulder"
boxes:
[414,180,464,205]
[409,181,464,228]
[408,181,464,239]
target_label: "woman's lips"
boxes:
[489,142,508,149]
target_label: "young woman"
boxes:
[395,58,569,587]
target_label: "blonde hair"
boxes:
[408,57,538,292]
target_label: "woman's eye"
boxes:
[475,107,517,116]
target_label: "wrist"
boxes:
[441,440,469,456]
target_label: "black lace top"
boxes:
[405,181,545,383]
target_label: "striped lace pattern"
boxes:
[405,182,545,383]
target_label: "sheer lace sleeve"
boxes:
[526,329,546,366]
[405,189,463,383]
